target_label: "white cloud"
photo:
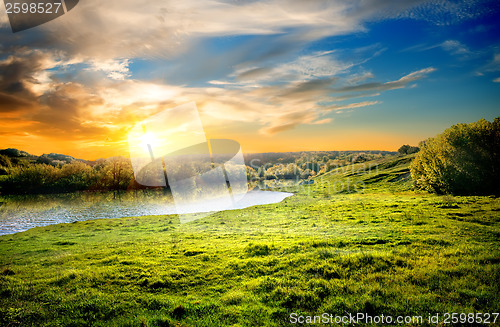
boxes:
[405,39,471,57]
[15,0,477,62]
[275,50,353,79]
[326,101,381,111]
[88,59,131,80]
[208,80,238,85]
[394,0,492,25]
[32,0,359,60]
[388,67,436,85]
[229,50,353,88]
[339,67,436,92]
[347,71,375,84]
[2,0,492,64]
[440,40,470,55]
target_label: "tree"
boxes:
[0,148,31,157]
[398,144,419,155]
[246,166,258,180]
[57,161,94,191]
[0,154,12,168]
[0,154,12,175]
[352,153,368,163]
[410,117,500,195]
[95,157,134,190]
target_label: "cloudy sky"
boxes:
[1,0,499,159]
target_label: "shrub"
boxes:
[1,164,60,193]
[410,117,500,195]
[398,144,419,155]
[0,154,12,169]
[56,161,95,191]
[93,157,133,190]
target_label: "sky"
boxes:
[0,0,499,160]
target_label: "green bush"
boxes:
[398,144,419,155]
[1,164,61,193]
[410,117,500,195]
[0,158,134,194]
[0,154,12,169]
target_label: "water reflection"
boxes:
[0,189,292,235]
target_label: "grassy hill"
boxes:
[1,154,499,326]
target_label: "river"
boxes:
[0,189,293,235]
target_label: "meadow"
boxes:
[0,154,499,326]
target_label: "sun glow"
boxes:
[138,131,159,159]
[140,132,158,148]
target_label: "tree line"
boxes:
[0,156,134,194]
[245,151,394,181]
[0,150,395,195]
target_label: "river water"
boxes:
[0,190,293,235]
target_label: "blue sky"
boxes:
[0,0,499,158]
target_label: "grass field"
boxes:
[1,155,499,326]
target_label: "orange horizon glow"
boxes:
[1,129,422,161]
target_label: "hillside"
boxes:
[0,148,88,165]
[0,154,499,326]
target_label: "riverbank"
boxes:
[0,189,293,235]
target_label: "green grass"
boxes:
[1,155,499,326]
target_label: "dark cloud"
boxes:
[0,51,110,140]
[0,49,48,99]
[339,82,385,92]
[34,83,105,134]
[277,77,337,100]
[0,51,109,140]
[0,92,34,112]
[0,50,52,116]
[291,77,337,93]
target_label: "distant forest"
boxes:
[0,148,396,195]
[244,150,395,180]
